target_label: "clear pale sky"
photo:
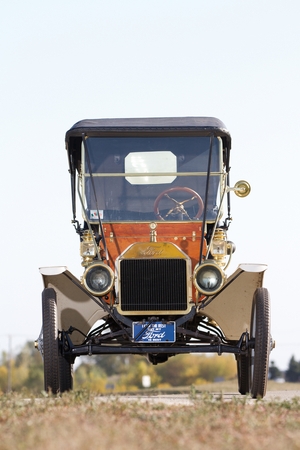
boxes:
[1,0,300,371]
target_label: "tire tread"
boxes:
[42,288,60,394]
[251,287,270,398]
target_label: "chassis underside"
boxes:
[59,308,252,363]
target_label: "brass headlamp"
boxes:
[83,262,115,296]
[193,260,226,296]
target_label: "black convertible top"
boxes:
[66,117,232,223]
[66,117,232,177]
[66,116,231,145]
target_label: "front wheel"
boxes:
[249,287,271,398]
[42,288,73,393]
[59,354,73,392]
[237,355,250,395]
[42,288,60,394]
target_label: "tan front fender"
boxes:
[202,264,268,340]
[40,267,108,344]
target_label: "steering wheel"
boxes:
[154,187,204,220]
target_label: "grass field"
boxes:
[1,385,300,450]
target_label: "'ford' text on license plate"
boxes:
[133,322,176,343]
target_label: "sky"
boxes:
[1,0,300,371]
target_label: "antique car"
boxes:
[37,117,272,398]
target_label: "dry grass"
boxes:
[1,390,300,450]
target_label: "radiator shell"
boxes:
[115,242,192,315]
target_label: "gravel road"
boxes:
[96,390,300,405]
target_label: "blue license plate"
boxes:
[133,321,176,343]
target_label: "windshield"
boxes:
[82,136,223,222]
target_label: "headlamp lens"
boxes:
[198,269,219,289]
[85,265,114,295]
[193,262,225,295]
[90,269,110,290]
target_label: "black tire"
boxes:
[42,288,60,394]
[237,355,250,395]
[249,287,271,398]
[59,354,73,392]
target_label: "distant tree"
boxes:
[118,359,161,390]
[156,354,236,386]
[155,355,186,386]
[0,365,8,393]
[0,341,44,393]
[196,354,236,383]
[94,354,135,376]
[285,356,300,382]
[74,362,107,392]
[269,361,282,380]
[14,341,44,391]
[25,363,44,391]
[0,351,8,366]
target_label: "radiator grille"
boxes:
[120,259,187,311]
